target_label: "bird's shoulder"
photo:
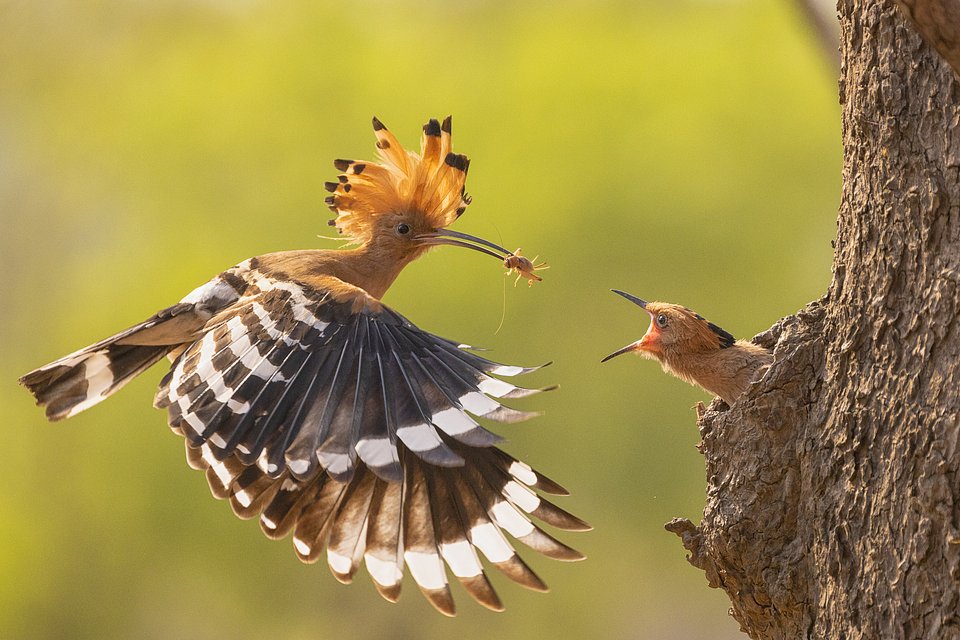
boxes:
[186,250,385,323]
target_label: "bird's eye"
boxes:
[656,314,668,328]
[396,223,411,235]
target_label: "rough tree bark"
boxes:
[895,0,960,77]
[665,2,960,638]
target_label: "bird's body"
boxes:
[652,339,772,405]
[603,290,772,405]
[21,117,587,616]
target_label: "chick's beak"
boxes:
[601,341,642,363]
[611,289,649,309]
[601,289,659,363]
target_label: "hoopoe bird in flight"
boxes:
[20,116,588,615]
[601,290,772,405]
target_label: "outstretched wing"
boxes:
[153,275,588,614]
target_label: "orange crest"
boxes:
[324,117,472,244]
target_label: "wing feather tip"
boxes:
[374,582,402,603]
[460,576,504,612]
[424,590,457,617]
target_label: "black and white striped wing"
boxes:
[153,278,588,614]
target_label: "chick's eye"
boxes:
[656,314,668,328]
[396,223,411,235]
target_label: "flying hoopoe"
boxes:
[20,117,588,616]
[601,290,772,405]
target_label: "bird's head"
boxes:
[601,290,735,364]
[324,116,518,267]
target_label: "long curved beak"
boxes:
[601,341,641,363]
[415,228,514,261]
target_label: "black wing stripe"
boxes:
[179,306,281,404]
[263,347,338,476]
[434,341,553,399]
[187,311,299,453]
[424,343,540,424]
[228,345,313,465]
[380,325,501,446]
[317,317,369,482]
[244,348,326,475]
[354,324,402,482]
[397,328,542,423]
[437,339,544,377]
[406,356,504,447]
[285,328,356,480]
[162,307,290,442]
[207,336,306,461]
[165,320,265,437]
[382,328,463,466]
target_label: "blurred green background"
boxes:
[1,1,839,638]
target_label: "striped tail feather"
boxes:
[20,344,172,421]
[190,439,589,616]
[19,300,214,421]
[21,337,174,421]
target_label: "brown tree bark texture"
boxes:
[666,2,960,638]
[896,0,960,78]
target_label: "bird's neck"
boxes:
[330,246,417,299]
[262,246,417,300]
[660,348,724,392]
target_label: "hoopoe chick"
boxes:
[601,290,772,405]
[20,117,588,616]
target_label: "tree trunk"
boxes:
[666,2,960,638]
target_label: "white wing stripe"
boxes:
[64,353,114,419]
[327,549,352,574]
[476,376,516,398]
[396,422,443,453]
[458,391,500,416]
[365,554,403,587]
[469,522,514,563]
[431,407,478,436]
[490,500,535,538]
[503,480,541,512]
[356,437,396,467]
[508,461,538,486]
[404,550,447,590]
[439,539,483,578]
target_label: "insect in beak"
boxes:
[416,229,548,285]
